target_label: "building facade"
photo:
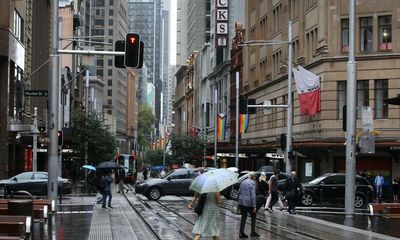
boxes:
[220,0,400,182]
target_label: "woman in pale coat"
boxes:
[192,192,222,240]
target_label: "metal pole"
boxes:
[214,88,218,168]
[345,0,357,216]
[203,101,207,167]
[32,107,38,171]
[48,0,60,201]
[85,69,89,195]
[285,21,293,174]
[235,72,240,169]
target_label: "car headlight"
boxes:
[137,183,146,186]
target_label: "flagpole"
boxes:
[235,72,240,169]
[285,21,293,174]
[214,88,218,168]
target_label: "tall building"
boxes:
[219,0,400,181]
[88,0,130,153]
[176,0,187,67]
[127,0,163,126]
[161,9,170,127]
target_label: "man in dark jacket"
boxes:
[285,171,303,214]
[102,171,113,209]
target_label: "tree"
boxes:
[170,134,207,166]
[137,105,157,148]
[71,110,117,167]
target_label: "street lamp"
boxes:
[239,21,293,174]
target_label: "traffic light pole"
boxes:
[235,72,239,169]
[48,0,60,202]
[32,107,38,172]
[239,21,293,174]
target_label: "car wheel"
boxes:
[301,192,313,206]
[354,195,365,208]
[230,188,239,200]
[0,186,8,198]
[147,187,162,201]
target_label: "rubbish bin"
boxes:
[8,199,33,216]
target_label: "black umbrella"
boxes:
[96,161,124,170]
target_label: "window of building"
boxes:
[97,69,103,76]
[108,80,112,86]
[93,19,104,26]
[306,0,317,10]
[108,59,112,66]
[95,0,104,7]
[109,19,113,26]
[107,110,112,114]
[272,50,282,77]
[360,17,373,52]
[292,39,300,61]
[306,28,318,61]
[109,9,113,16]
[109,29,113,35]
[341,19,349,52]
[13,10,24,43]
[107,89,112,96]
[107,99,112,105]
[272,4,282,33]
[109,0,113,5]
[108,69,112,76]
[375,80,388,119]
[357,80,369,118]
[290,0,299,20]
[337,81,346,119]
[378,16,392,51]
[97,59,104,66]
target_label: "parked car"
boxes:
[301,173,373,208]
[221,171,289,200]
[135,168,199,200]
[0,171,72,197]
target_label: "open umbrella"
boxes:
[82,165,96,171]
[190,168,238,194]
[227,167,239,173]
[96,161,124,170]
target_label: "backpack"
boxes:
[97,176,105,193]
[194,194,207,216]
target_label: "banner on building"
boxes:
[292,66,321,116]
[217,113,226,141]
[239,113,249,134]
[215,0,229,47]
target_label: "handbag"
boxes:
[231,201,241,215]
[286,189,295,198]
[194,194,207,216]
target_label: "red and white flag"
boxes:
[292,66,321,116]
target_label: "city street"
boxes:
[52,186,400,240]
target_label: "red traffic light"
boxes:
[128,36,138,45]
[125,33,140,67]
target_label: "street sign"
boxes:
[24,90,48,97]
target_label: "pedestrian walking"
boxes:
[238,172,259,238]
[188,167,205,210]
[285,171,303,214]
[375,171,384,204]
[143,167,148,180]
[192,192,221,240]
[392,177,399,204]
[256,172,268,212]
[102,171,113,209]
[266,169,280,212]
[265,191,284,211]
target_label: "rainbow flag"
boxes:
[217,113,226,141]
[240,113,249,134]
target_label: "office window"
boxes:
[107,89,112,96]
[290,0,299,20]
[95,0,104,7]
[109,9,113,16]
[306,28,318,61]
[109,19,113,26]
[107,110,112,114]
[272,4,282,33]
[93,19,104,26]
[357,80,369,118]
[97,69,103,76]
[108,80,112,86]
[108,59,112,66]
[108,69,112,76]
[109,0,113,5]
[13,10,24,43]
[272,50,282,77]
[109,29,113,35]
[341,19,349,52]
[378,16,392,51]
[107,99,112,105]
[375,80,388,119]
[360,17,373,52]
[337,81,346,119]
[97,59,104,66]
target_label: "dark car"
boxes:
[135,168,199,200]
[221,171,289,200]
[0,171,72,197]
[301,173,373,208]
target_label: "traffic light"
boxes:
[114,40,125,68]
[125,33,140,67]
[247,98,256,114]
[280,133,286,151]
[58,130,63,146]
[239,95,247,114]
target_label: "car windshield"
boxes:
[161,170,175,179]
[309,175,328,184]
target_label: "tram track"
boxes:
[122,188,194,240]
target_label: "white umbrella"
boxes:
[227,167,239,173]
[190,169,239,194]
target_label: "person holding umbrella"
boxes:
[102,171,113,209]
[190,168,238,240]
